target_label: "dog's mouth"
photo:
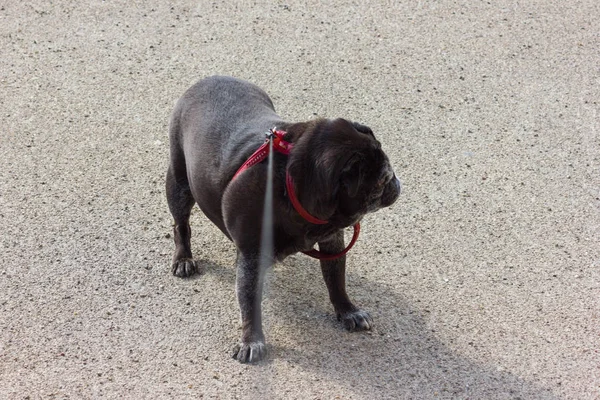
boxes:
[382,174,401,207]
[367,174,401,212]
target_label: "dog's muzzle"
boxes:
[381,175,401,208]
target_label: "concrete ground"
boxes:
[1,1,598,399]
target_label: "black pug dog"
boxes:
[166,76,401,363]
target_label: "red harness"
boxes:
[232,128,360,261]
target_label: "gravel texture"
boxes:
[1,1,599,399]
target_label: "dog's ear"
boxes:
[352,122,375,139]
[340,154,365,198]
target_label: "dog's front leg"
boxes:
[232,251,268,363]
[319,231,373,331]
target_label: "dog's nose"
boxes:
[393,175,401,194]
[382,175,401,207]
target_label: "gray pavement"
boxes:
[1,1,598,399]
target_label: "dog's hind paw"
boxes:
[171,258,198,277]
[338,309,373,331]
[232,341,267,364]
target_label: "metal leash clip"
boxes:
[265,128,276,142]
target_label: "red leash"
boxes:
[232,128,360,260]
[302,223,360,261]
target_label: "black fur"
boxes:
[166,76,401,363]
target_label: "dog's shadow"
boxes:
[196,254,557,399]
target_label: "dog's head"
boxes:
[286,118,401,225]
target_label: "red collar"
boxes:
[232,128,360,260]
[232,129,292,181]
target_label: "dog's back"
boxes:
[168,76,283,232]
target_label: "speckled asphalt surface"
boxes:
[1,1,598,399]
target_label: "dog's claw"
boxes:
[338,309,373,331]
[171,258,198,277]
[232,341,267,363]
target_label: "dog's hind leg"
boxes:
[166,120,198,277]
[166,165,198,277]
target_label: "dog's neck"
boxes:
[282,120,340,223]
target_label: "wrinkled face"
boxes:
[364,153,402,213]
[291,118,401,224]
[339,144,401,219]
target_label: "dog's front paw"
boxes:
[232,341,267,364]
[338,309,373,331]
[171,258,198,277]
